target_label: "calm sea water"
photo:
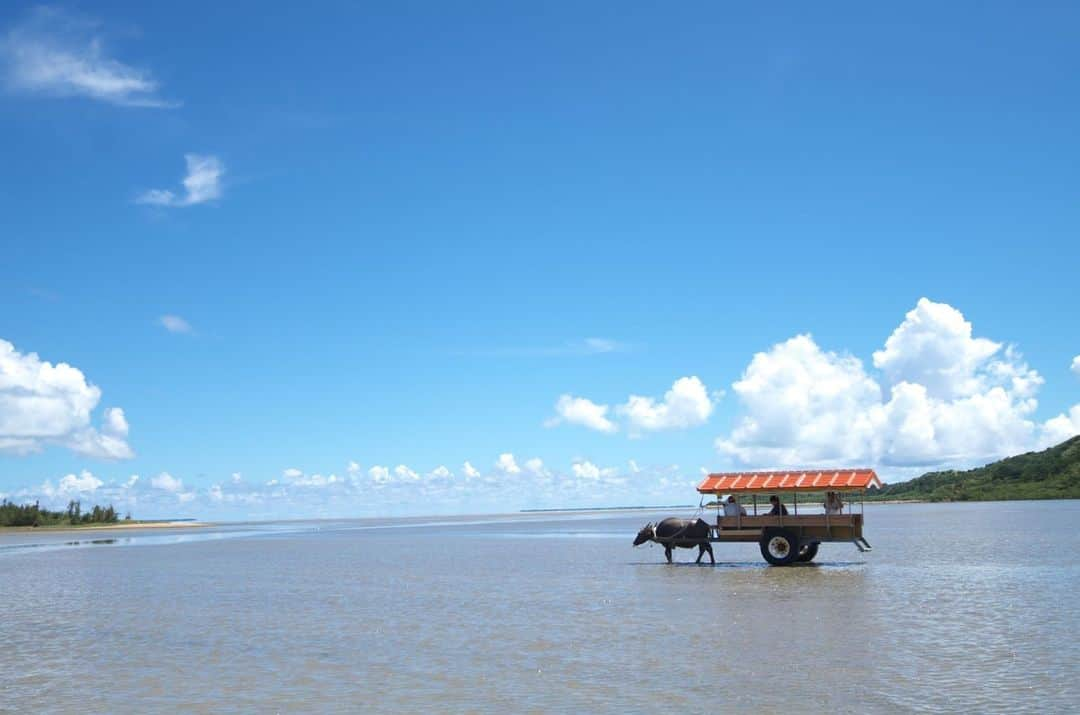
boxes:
[2,501,1078,713]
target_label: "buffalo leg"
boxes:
[696,543,705,564]
[704,542,714,564]
[664,545,672,563]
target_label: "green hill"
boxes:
[869,436,1080,502]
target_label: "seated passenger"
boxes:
[767,494,788,515]
[723,494,747,517]
[824,491,844,514]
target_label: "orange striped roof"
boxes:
[697,468,881,494]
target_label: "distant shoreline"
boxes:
[0,521,211,533]
[521,505,696,513]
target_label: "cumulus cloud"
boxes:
[617,376,716,434]
[548,377,718,436]
[1042,405,1080,446]
[873,299,1011,399]
[0,338,133,459]
[0,7,176,107]
[137,154,224,207]
[40,469,103,498]
[158,315,193,334]
[369,465,391,484]
[394,464,420,481]
[6,453,698,520]
[428,465,452,480]
[547,395,617,433]
[151,472,184,493]
[1072,355,1080,378]
[494,453,521,475]
[717,298,1078,468]
[462,461,481,479]
[571,461,602,480]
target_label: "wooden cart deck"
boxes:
[709,513,865,543]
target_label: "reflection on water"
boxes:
[1,501,1077,713]
[0,527,293,554]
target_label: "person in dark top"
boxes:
[768,494,789,516]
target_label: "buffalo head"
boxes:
[633,522,655,546]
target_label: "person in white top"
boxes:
[723,494,747,517]
[824,491,844,514]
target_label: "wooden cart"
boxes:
[697,469,881,565]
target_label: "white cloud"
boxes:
[124,474,140,488]
[158,315,193,334]
[0,7,176,107]
[1042,405,1080,447]
[873,298,1005,399]
[1072,355,1080,378]
[494,453,521,475]
[524,458,545,475]
[0,337,133,459]
[282,468,303,480]
[40,469,104,498]
[137,154,224,207]
[717,298,1078,468]
[547,395,617,433]
[628,459,641,473]
[462,461,481,479]
[394,464,420,481]
[369,465,391,484]
[617,376,716,434]
[151,472,183,493]
[571,461,601,480]
[291,473,341,488]
[429,465,452,480]
[347,461,361,476]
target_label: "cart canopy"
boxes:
[698,468,881,494]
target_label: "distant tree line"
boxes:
[0,500,127,527]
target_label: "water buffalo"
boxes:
[633,517,714,564]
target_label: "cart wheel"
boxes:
[759,528,800,566]
[796,542,819,563]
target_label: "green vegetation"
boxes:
[868,436,1080,502]
[0,499,124,527]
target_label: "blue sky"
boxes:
[2,2,1078,519]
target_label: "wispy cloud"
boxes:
[138,155,225,207]
[158,314,193,334]
[0,7,176,108]
[468,338,630,358]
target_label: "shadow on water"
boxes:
[628,560,866,569]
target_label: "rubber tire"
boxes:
[796,542,819,563]
[760,528,800,566]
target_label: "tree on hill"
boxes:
[869,436,1080,502]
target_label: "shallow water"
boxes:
[2,502,1077,713]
